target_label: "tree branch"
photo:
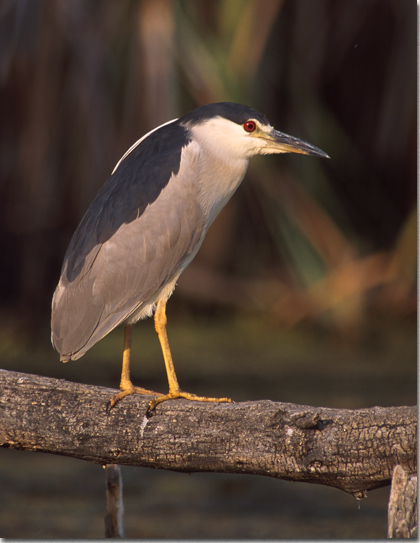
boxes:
[388,465,417,538]
[0,369,416,497]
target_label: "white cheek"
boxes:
[189,119,255,159]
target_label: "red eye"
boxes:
[243,121,256,132]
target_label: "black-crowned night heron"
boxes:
[51,102,328,411]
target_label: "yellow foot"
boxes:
[108,385,164,411]
[147,390,232,413]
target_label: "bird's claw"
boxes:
[146,391,232,415]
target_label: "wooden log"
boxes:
[0,369,416,496]
[388,465,417,538]
[104,464,125,538]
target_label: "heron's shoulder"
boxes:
[103,121,194,220]
[112,119,191,172]
[62,121,197,282]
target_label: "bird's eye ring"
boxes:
[243,121,256,132]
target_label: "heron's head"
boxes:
[180,102,329,161]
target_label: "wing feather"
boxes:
[51,124,205,360]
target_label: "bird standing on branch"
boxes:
[51,102,328,411]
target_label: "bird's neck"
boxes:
[195,147,249,228]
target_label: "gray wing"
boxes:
[51,123,205,360]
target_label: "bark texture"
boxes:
[104,464,125,538]
[388,465,417,538]
[0,370,416,497]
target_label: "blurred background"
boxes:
[0,0,416,538]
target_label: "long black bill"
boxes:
[270,129,329,158]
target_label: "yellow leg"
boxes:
[109,324,163,408]
[148,299,232,411]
